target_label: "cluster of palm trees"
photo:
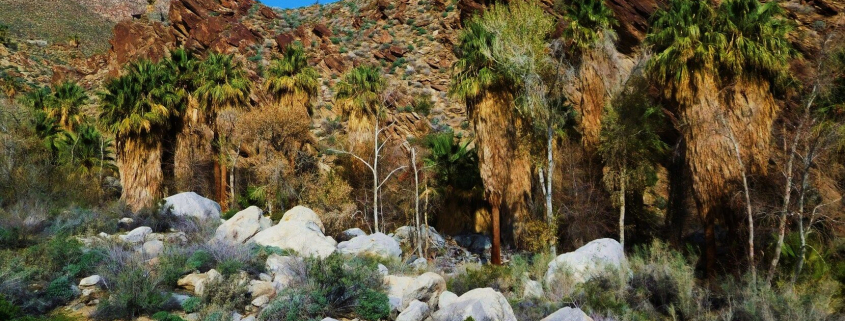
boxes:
[22,82,115,178]
[450,0,794,275]
[98,45,319,212]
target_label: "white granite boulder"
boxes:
[279,205,325,232]
[541,307,594,321]
[337,233,402,259]
[431,288,517,321]
[213,206,272,244]
[397,300,431,321]
[161,192,221,220]
[119,226,152,244]
[251,207,336,259]
[385,272,446,312]
[544,238,628,287]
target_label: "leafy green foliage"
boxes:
[450,0,554,119]
[93,264,171,320]
[99,60,183,139]
[181,297,202,313]
[555,0,617,52]
[194,53,251,112]
[354,289,390,321]
[186,250,214,272]
[647,0,794,105]
[423,132,481,192]
[0,296,21,320]
[0,24,9,45]
[335,65,385,119]
[44,276,74,304]
[201,277,249,311]
[265,43,320,105]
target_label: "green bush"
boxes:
[45,276,74,304]
[201,276,249,311]
[152,311,186,321]
[186,250,214,272]
[216,259,243,277]
[93,264,171,320]
[181,297,202,313]
[0,296,21,320]
[64,249,105,278]
[260,253,386,320]
[355,289,390,321]
[157,250,189,288]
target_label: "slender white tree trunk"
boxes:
[721,115,756,284]
[619,167,626,249]
[412,148,422,258]
[373,120,380,233]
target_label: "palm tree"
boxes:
[49,81,88,131]
[58,124,116,176]
[335,65,385,146]
[194,53,251,211]
[555,0,617,149]
[450,1,552,263]
[32,109,69,154]
[647,0,793,278]
[265,43,320,115]
[100,59,181,211]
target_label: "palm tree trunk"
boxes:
[118,136,163,212]
[491,192,502,265]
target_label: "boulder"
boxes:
[438,290,458,309]
[337,233,402,259]
[385,272,446,311]
[338,228,367,242]
[397,300,430,321]
[454,234,492,254]
[161,192,221,220]
[252,295,270,307]
[79,275,102,288]
[213,206,272,244]
[251,219,336,259]
[120,226,152,244]
[541,307,593,321]
[432,288,516,321]
[266,254,304,289]
[394,226,446,249]
[523,279,544,299]
[177,269,222,296]
[544,238,627,287]
[142,240,165,258]
[280,206,326,232]
[248,280,275,298]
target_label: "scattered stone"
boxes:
[251,295,270,307]
[541,307,594,321]
[79,275,102,287]
[438,290,458,309]
[523,278,544,299]
[385,272,446,312]
[397,299,430,321]
[120,226,152,244]
[544,238,627,287]
[338,227,367,242]
[337,233,402,259]
[142,240,164,258]
[431,288,517,321]
[394,226,446,249]
[454,234,492,254]
[410,257,427,269]
[266,254,304,290]
[279,206,325,232]
[213,206,272,244]
[177,269,222,296]
[161,192,222,220]
[248,280,275,298]
[251,214,336,259]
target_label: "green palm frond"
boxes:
[194,53,251,113]
[557,0,618,51]
[99,59,182,138]
[646,0,794,104]
[265,43,320,101]
[334,65,385,118]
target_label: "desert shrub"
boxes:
[260,253,385,320]
[355,289,390,321]
[412,93,433,116]
[718,276,840,321]
[44,276,74,305]
[627,241,701,319]
[0,296,21,320]
[152,311,186,321]
[186,250,214,272]
[447,263,511,295]
[181,297,202,313]
[201,276,249,311]
[216,259,243,277]
[0,227,26,249]
[64,249,105,278]
[157,249,189,288]
[93,262,171,320]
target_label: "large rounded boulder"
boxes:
[250,206,336,259]
[212,206,272,244]
[337,232,402,259]
[431,288,517,321]
[161,192,221,220]
[544,238,628,287]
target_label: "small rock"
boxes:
[337,233,402,259]
[523,279,544,299]
[161,192,222,220]
[119,226,152,244]
[431,288,516,321]
[541,307,593,321]
[438,290,458,309]
[248,280,275,298]
[410,258,427,269]
[79,275,102,287]
[378,264,389,276]
[544,238,628,288]
[397,300,430,321]
[142,240,164,258]
[251,295,270,307]
[213,206,272,244]
[338,228,367,242]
